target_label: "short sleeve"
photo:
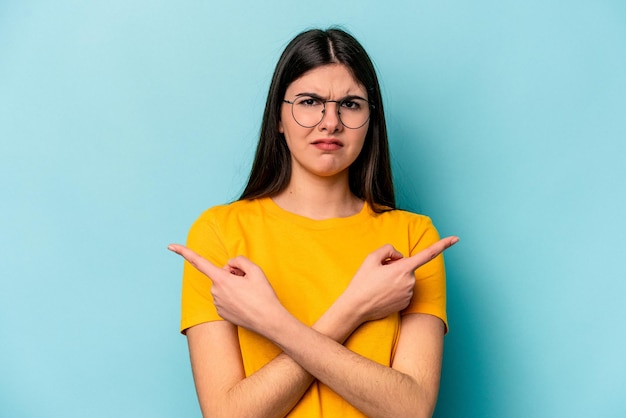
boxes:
[402,216,448,332]
[180,209,229,334]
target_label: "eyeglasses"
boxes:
[282,95,373,129]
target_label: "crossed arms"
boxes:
[169,236,458,418]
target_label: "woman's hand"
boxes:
[168,245,287,333]
[340,236,459,323]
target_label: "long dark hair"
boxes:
[240,28,395,212]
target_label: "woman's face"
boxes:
[279,64,369,183]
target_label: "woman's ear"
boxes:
[278,119,284,133]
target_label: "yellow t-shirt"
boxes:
[180,197,447,417]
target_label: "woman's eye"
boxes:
[341,100,361,110]
[297,97,321,106]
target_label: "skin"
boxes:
[170,64,459,417]
[275,64,368,219]
[279,64,367,181]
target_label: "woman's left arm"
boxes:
[261,306,444,418]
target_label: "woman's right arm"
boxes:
[186,280,379,418]
[187,321,308,418]
[178,244,411,418]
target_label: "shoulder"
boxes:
[372,207,436,231]
[370,208,441,252]
[187,199,266,242]
[194,199,266,224]
[185,199,271,261]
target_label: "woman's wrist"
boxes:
[255,303,298,341]
[315,293,366,341]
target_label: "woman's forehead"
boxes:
[286,64,367,98]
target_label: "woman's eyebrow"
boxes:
[340,94,368,101]
[294,92,368,101]
[294,92,325,99]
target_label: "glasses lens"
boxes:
[291,96,324,128]
[290,96,370,129]
[337,98,370,129]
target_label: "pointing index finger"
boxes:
[168,244,225,282]
[405,236,459,271]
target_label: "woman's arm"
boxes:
[391,313,445,417]
[186,302,362,418]
[262,311,445,418]
[220,238,454,418]
[171,236,457,418]
[177,244,415,418]
[185,295,378,418]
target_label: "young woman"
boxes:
[169,28,458,418]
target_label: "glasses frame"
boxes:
[282,96,374,130]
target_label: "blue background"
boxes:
[1,1,625,417]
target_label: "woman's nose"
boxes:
[318,102,343,132]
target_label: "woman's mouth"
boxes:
[312,139,343,151]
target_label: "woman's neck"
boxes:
[272,173,363,220]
